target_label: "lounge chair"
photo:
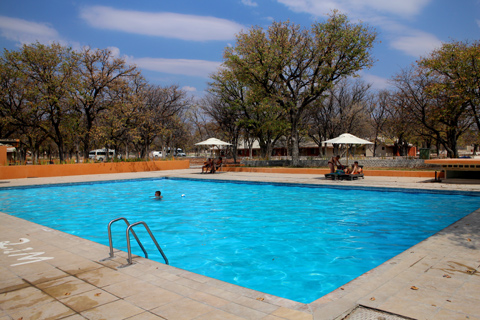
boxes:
[325,166,364,180]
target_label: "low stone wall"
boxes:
[241,158,440,169]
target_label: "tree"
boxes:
[135,85,189,159]
[306,78,371,156]
[418,40,480,153]
[206,70,246,162]
[392,67,473,158]
[73,47,140,159]
[369,90,390,157]
[0,60,52,163]
[201,94,241,162]
[208,69,288,160]
[83,67,145,160]
[186,103,214,144]
[223,11,376,165]
[4,42,80,162]
[382,88,416,157]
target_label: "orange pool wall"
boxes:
[0,160,190,180]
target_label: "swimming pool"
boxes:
[0,178,478,303]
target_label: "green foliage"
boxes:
[220,11,377,164]
[0,42,190,163]
[418,40,480,140]
[392,63,473,158]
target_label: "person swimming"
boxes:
[154,190,163,200]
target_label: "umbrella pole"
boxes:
[346,145,349,166]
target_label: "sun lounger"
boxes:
[343,173,364,180]
[325,173,342,180]
[325,172,364,180]
[325,165,364,180]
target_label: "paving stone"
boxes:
[60,288,119,312]
[0,286,53,311]
[219,301,269,319]
[102,278,159,298]
[0,276,29,294]
[188,291,231,308]
[8,300,75,320]
[21,267,70,285]
[151,297,216,320]
[80,299,145,319]
[126,311,167,319]
[76,266,135,287]
[125,286,183,310]
[37,275,97,299]
[270,306,313,320]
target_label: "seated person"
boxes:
[328,155,343,173]
[202,158,212,173]
[213,157,223,173]
[350,161,363,174]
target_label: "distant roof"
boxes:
[0,139,20,147]
[237,138,322,149]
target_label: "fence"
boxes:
[241,158,440,169]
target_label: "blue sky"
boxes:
[0,0,478,96]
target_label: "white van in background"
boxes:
[151,150,163,158]
[88,149,115,161]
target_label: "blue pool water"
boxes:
[0,178,479,303]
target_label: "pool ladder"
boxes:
[101,217,169,267]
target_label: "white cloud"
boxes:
[277,0,345,17]
[360,73,391,90]
[182,86,197,92]
[369,18,442,58]
[390,31,442,57]
[353,0,430,17]
[0,15,61,45]
[80,6,245,41]
[241,0,258,7]
[131,57,222,78]
[107,46,121,58]
[276,0,441,58]
[276,0,431,19]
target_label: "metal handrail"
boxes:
[105,217,147,259]
[126,221,169,265]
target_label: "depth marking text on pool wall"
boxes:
[1,238,54,266]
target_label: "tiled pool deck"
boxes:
[1,169,479,320]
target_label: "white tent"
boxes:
[323,133,373,164]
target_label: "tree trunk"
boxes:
[266,143,273,160]
[290,120,300,166]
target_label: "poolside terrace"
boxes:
[1,169,479,320]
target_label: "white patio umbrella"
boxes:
[323,133,373,165]
[195,138,232,146]
[195,138,232,156]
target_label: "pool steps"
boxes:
[101,217,169,267]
